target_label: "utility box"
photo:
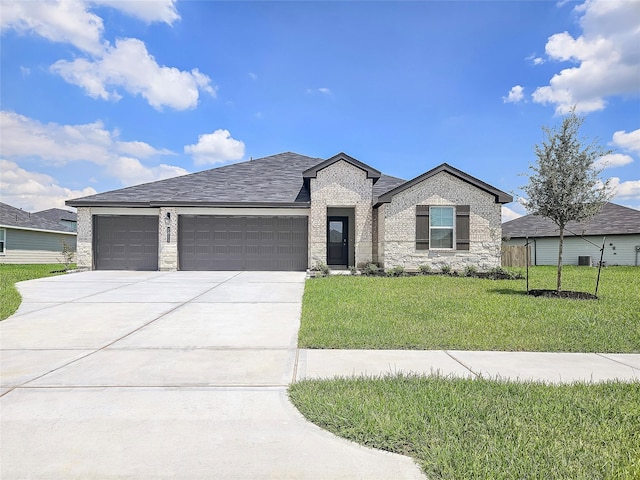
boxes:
[578,255,592,266]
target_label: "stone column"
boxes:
[158,207,178,271]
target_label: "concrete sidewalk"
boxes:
[296,349,640,384]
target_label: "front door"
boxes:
[327,216,348,266]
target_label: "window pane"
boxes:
[430,207,453,227]
[431,228,453,248]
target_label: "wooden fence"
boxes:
[501,245,530,268]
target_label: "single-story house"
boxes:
[0,202,77,264]
[66,152,512,272]
[502,202,640,266]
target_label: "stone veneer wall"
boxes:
[380,172,502,271]
[159,206,178,271]
[308,160,374,267]
[75,207,93,270]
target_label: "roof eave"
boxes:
[66,200,311,209]
[303,152,382,183]
[377,163,513,204]
[0,224,77,235]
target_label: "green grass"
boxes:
[289,375,640,480]
[0,264,70,320]
[299,266,640,352]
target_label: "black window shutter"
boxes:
[456,205,470,250]
[416,205,429,250]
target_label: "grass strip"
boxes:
[289,375,640,480]
[299,266,640,352]
[0,264,70,320]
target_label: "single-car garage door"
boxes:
[178,216,308,271]
[93,216,159,270]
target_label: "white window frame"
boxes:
[429,206,455,250]
[0,228,5,255]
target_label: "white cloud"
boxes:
[116,140,173,158]
[0,111,173,166]
[0,159,97,212]
[503,85,525,103]
[184,129,245,166]
[307,87,332,96]
[51,38,216,110]
[0,110,187,188]
[249,72,257,80]
[611,129,640,154]
[502,206,523,222]
[107,157,187,186]
[532,0,640,114]
[594,153,634,170]
[92,0,180,25]
[609,177,640,199]
[2,1,213,110]
[0,0,105,54]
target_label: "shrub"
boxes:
[386,265,405,277]
[440,264,452,275]
[464,265,478,277]
[312,262,330,276]
[349,265,358,275]
[362,262,380,276]
[487,266,524,280]
[418,264,432,275]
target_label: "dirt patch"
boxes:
[527,289,598,300]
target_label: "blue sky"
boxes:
[1,0,638,220]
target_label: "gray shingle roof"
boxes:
[67,152,323,207]
[1,203,76,233]
[502,203,640,238]
[34,208,77,223]
[66,151,504,209]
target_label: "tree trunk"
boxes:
[557,226,564,292]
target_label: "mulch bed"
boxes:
[527,289,598,300]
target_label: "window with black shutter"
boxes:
[416,206,429,250]
[455,205,470,250]
[415,205,470,251]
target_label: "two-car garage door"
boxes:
[178,215,308,271]
[93,215,308,271]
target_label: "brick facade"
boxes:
[75,207,93,270]
[159,206,178,271]
[377,171,502,270]
[308,160,374,267]
[73,157,506,272]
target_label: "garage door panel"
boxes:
[94,216,158,271]
[179,215,307,271]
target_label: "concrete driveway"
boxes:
[0,271,423,479]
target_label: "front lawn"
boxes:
[0,264,69,320]
[289,375,640,480]
[298,266,640,352]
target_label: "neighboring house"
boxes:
[66,152,512,272]
[0,203,77,264]
[34,208,78,231]
[502,202,640,266]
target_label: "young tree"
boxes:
[522,110,614,292]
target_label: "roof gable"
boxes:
[303,152,381,183]
[502,202,640,237]
[376,163,513,204]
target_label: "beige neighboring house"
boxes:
[502,202,640,266]
[0,203,77,264]
[66,152,512,272]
